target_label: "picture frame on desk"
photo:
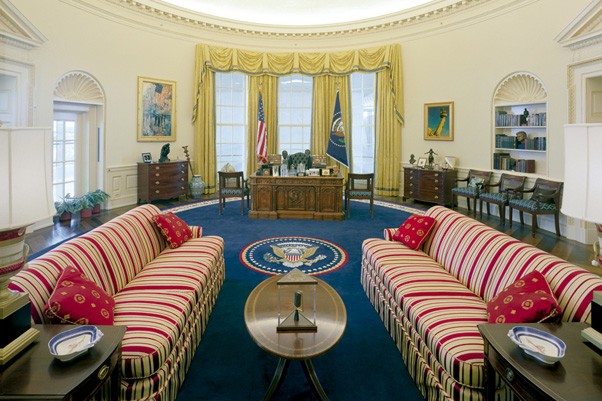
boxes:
[137,76,176,142]
[424,101,454,141]
[417,157,427,168]
[141,152,152,163]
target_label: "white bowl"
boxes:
[48,325,103,362]
[507,326,565,364]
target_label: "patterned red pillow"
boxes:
[391,214,436,250]
[152,212,192,249]
[487,270,562,324]
[44,266,115,325]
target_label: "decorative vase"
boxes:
[190,175,206,199]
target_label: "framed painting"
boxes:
[137,77,176,142]
[424,101,454,141]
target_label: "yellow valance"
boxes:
[193,43,403,124]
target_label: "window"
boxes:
[215,72,248,172]
[278,74,312,154]
[350,73,376,173]
[53,115,76,201]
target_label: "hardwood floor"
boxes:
[24,196,600,275]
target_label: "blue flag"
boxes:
[326,91,349,167]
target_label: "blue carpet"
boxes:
[174,200,426,401]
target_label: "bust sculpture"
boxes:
[159,143,170,162]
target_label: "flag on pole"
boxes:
[326,91,349,167]
[256,92,268,164]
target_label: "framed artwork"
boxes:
[141,152,152,163]
[137,77,176,142]
[417,157,427,168]
[424,101,454,141]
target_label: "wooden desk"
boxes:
[479,322,602,401]
[249,174,344,220]
[244,275,346,400]
[0,324,126,401]
[137,161,188,204]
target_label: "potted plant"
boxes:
[78,195,94,218]
[86,189,110,214]
[54,194,80,222]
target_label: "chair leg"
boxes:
[479,199,483,219]
[240,196,244,215]
[499,204,505,225]
[466,197,471,212]
[486,203,491,216]
[346,197,350,219]
[508,206,513,227]
[555,212,561,236]
[531,213,537,237]
[370,198,374,218]
[519,211,524,225]
[219,196,223,215]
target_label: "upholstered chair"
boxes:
[479,173,526,224]
[508,178,563,236]
[218,171,249,215]
[345,173,375,218]
[286,149,312,170]
[451,170,492,214]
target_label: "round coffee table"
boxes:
[244,275,346,401]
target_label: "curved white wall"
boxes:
[7,0,591,207]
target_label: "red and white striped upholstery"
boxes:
[362,206,602,401]
[10,204,225,401]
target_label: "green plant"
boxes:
[54,194,80,215]
[85,189,110,206]
[77,195,94,210]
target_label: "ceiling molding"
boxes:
[556,0,602,50]
[0,0,47,49]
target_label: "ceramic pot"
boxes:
[80,208,92,218]
[190,175,206,198]
[92,204,101,214]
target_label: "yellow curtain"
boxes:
[247,75,278,177]
[192,43,403,193]
[312,75,350,175]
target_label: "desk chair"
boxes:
[451,170,492,215]
[218,171,249,215]
[345,173,374,218]
[479,173,526,225]
[508,178,563,236]
[286,150,312,171]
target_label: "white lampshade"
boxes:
[0,128,54,230]
[444,156,457,169]
[561,124,602,224]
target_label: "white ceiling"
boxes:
[159,0,438,26]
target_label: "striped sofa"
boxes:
[361,206,602,401]
[10,204,225,401]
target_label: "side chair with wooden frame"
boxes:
[479,173,526,225]
[507,178,563,236]
[345,173,375,218]
[218,171,249,215]
[451,170,492,215]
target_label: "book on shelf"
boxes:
[493,152,516,171]
[515,159,535,173]
[495,110,546,127]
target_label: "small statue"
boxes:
[425,148,438,168]
[159,143,170,162]
[520,108,529,126]
[409,154,416,164]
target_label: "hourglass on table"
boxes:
[276,268,317,332]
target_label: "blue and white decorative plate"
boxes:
[48,325,103,362]
[507,326,566,364]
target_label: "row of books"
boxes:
[495,111,546,127]
[495,134,546,150]
[493,153,536,173]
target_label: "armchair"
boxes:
[345,173,375,218]
[508,178,563,236]
[451,170,492,214]
[479,173,526,224]
[218,171,249,215]
[286,149,312,170]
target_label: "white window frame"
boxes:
[350,73,376,173]
[278,74,312,154]
[215,72,248,173]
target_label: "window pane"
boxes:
[64,162,75,181]
[53,164,64,184]
[350,73,376,174]
[278,74,312,153]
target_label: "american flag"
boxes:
[256,93,267,164]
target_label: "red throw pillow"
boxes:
[391,214,436,250]
[487,270,562,324]
[153,212,192,249]
[44,266,115,325]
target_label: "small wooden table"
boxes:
[0,324,126,401]
[244,275,347,400]
[479,322,602,401]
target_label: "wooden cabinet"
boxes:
[249,174,344,220]
[137,161,188,204]
[492,72,548,175]
[403,167,456,206]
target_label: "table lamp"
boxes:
[561,124,602,267]
[0,127,54,365]
[444,156,457,170]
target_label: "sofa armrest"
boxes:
[384,228,397,241]
[189,225,203,238]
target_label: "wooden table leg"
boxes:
[263,357,290,401]
[301,359,330,401]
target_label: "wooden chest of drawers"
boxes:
[403,167,456,206]
[138,161,188,204]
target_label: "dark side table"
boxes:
[0,324,126,401]
[479,322,602,401]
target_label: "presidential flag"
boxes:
[256,92,267,164]
[326,91,349,167]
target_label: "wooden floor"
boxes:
[25,195,600,275]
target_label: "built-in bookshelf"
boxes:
[492,73,548,175]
